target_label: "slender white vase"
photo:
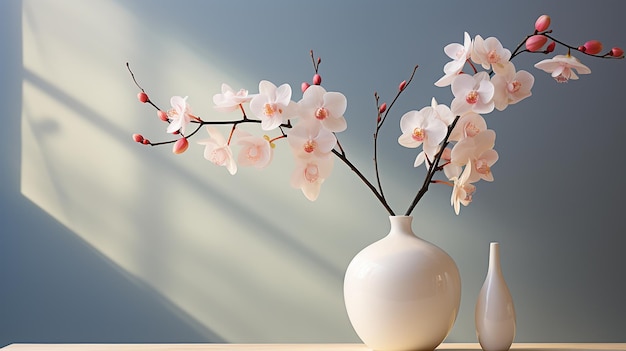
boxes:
[344,216,461,351]
[475,242,516,351]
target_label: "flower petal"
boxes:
[275,83,293,106]
[323,92,347,116]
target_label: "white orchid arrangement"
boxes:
[130,14,623,216]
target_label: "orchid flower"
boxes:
[435,32,473,87]
[450,129,496,168]
[213,83,253,112]
[451,160,476,215]
[235,131,273,169]
[298,85,348,132]
[534,54,591,83]
[449,112,487,142]
[471,35,512,74]
[197,126,237,175]
[450,129,498,182]
[492,63,535,111]
[398,108,447,149]
[450,72,495,116]
[287,119,337,159]
[290,156,334,201]
[249,80,296,131]
[166,96,194,135]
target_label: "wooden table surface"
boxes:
[2,344,626,350]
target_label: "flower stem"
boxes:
[366,65,419,214]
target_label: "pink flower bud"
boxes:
[546,41,556,53]
[578,45,586,53]
[157,110,168,121]
[534,15,551,32]
[379,102,387,114]
[301,82,310,93]
[142,139,150,145]
[611,47,624,57]
[399,80,407,91]
[313,74,322,85]
[526,35,548,52]
[132,133,144,143]
[172,137,189,154]
[583,40,603,55]
[137,92,149,103]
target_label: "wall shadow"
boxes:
[1,0,225,346]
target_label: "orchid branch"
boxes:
[130,18,623,216]
[511,31,625,61]
[370,66,419,212]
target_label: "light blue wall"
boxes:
[2,0,626,347]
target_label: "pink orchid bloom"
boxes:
[290,156,334,201]
[450,72,495,116]
[534,54,591,83]
[235,131,273,169]
[213,83,253,112]
[197,126,237,175]
[471,35,512,74]
[398,108,447,149]
[166,96,194,135]
[450,160,476,215]
[250,80,296,131]
[287,120,337,159]
[491,63,535,111]
[298,85,348,132]
[435,32,473,87]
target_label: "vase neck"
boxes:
[488,242,502,274]
[387,216,417,241]
[388,216,415,237]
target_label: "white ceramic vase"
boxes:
[343,216,461,351]
[475,242,516,351]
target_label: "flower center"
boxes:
[304,140,317,153]
[463,184,476,202]
[508,80,522,93]
[465,122,480,137]
[167,109,178,119]
[554,67,572,83]
[264,103,282,117]
[412,127,425,142]
[487,49,500,64]
[555,74,568,83]
[475,159,491,175]
[465,90,479,104]
[304,164,319,182]
[455,49,466,60]
[247,146,260,161]
[211,148,228,166]
[315,107,329,120]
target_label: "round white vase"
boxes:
[343,216,461,351]
[475,242,516,351]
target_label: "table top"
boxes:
[2,344,626,351]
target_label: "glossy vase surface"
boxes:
[475,242,516,351]
[343,216,461,351]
